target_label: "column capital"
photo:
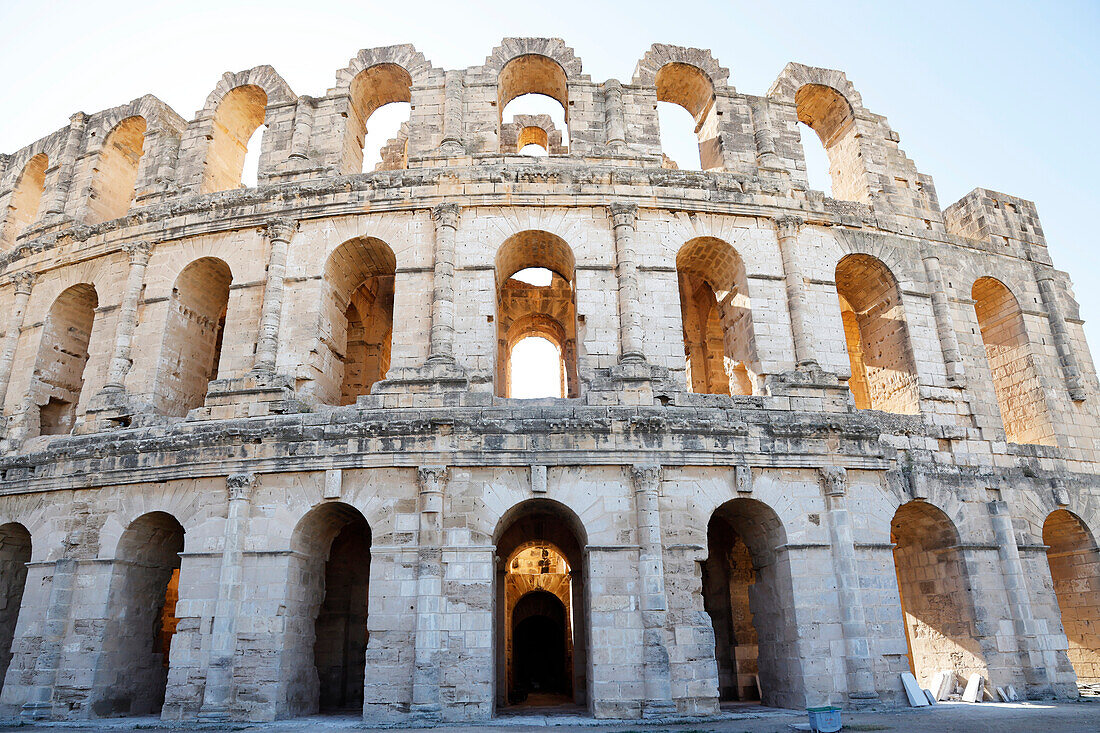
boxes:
[6,270,36,295]
[609,201,638,229]
[226,472,258,502]
[819,465,847,497]
[122,240,153,265]
[263,218,296,243]
[417,465,448,493]
[430,202,460,229]
[630,463,662,492]
[774,215,804,239]
[604,79,624,96]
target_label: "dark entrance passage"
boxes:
[511,590,569,703]
[315,518,371,712]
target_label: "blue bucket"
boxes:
[806,705,842,733]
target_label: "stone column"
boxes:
[988,499,1057,694]
[19,556,78,720]
[774,216,818,368]
[820,467,878,702]
[604,81,626,147]
[610,202,646,363]
[198,472,257,719]
[921,253,966,385]
[288,96,315,161]
[749,100,781,170]
[250,219,296,375]
[0,272,35,410]
[43,112,88,217]
[1033,266,1086,400]
[411,466,447,720]
[102,242,153,392]
[439,71,465,154]
[630,465,676,717]
[428,204,459,364]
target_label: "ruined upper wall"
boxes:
[0,39,1027,256]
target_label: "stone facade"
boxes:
[0,38,1094,724]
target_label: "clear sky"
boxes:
[1,0,1097,356]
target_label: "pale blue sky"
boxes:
[1,0,1097,348]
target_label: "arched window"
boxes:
[201,85,267,193]
[498,55,569,153]
[87,116,146,223]
[795,84,863,202]
[676,237,758,396]
[495,233,579,398]
[972,276,1055,445]
[33,283,98,435]
[344,64,413,174]
[153,258,232,416]
[834,254,919,413]
[2,154,48,245]
[654,63,720,170]
[320,237,396,406]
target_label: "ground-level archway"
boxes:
[89,511,184,716]
[0,523,31,687]
[494,499,587,711]
[279,502,372,717]
[1043,509,1100,685]
[702,498,795,706]
[891,501,989,687]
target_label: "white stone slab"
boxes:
[901,672,930,707]
[923,688,936,704]
[997,686,1009,702]
[936,670,956,701]
[962,673,984,703]
[1007,685,1019,701]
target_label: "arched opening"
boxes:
[0,523,31,687]
[344,64,413,174]
[798,121,832,197]
[499,55,569,153]
[2,154,48,245]
[318,237,396,406]
[281,503,371,717]
[88,116,146,223]
[91,511,184,716]
[201,85,267,193]
[795,84,864,202]
[509,333,564,398]
[834,254,919,413]
[153,258,232,417]
[495,233,579,398]
[676,237,758,396]
[495,499,587,712]
[702,498,796,706]
[1043,510,1100,685]
[891,501,989,688]
[654,62,720,171]
[972,276,1055,445]
[518,126,550,156]
[32,283,98,436]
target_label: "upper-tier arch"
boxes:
[481,38,586,84]
[332,44,437,94]
[631,44,731,91]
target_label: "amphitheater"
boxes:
[0,36,1094,725]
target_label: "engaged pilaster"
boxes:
[439,71,466,155]
[411,466,447,720]
[774,216,818,368]
[428,204,459,364]
[0,272,36,411]
[198,472,258,720]
[921,253,966,386]
[604,81,626,148]
[610,202,646,363]
[630,464,676,717]
[43,112,88,218]
[102,241,153,392]
[1033,266,1086,400]
[251,219,296,375]
[819,467,878,702]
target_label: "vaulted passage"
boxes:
[972,276,1055,445]
[202,85,267,193]
[795,84,865,203]
[2,153,48,246]
[498,55,570,154]
[891,502,988,687]
[154,257,232,417]
[496,232,579,398]
[835,254,919,413]
[1043,509,1100,685]
[319,237,396,405]
[90,512,184,716]
[495,500,587,711]
[0,523,31,688]
[702,498,795,706]
[677,237,758,396]
[282,503,371,717]
[87,116,146,223]
[344,64,413,173]
[33,283,99,436]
